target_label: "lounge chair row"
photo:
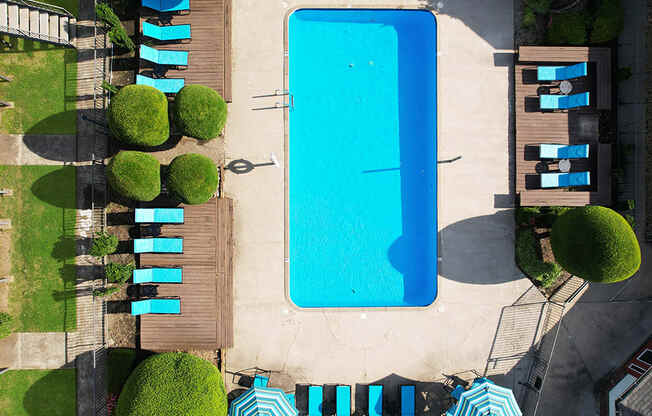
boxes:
[306,384,415,416]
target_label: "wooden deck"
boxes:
[515,47,612,206]
[139,198,234,351]
[139,0,232,101]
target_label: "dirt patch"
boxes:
[106,282,136,348]
[185,349,219,367]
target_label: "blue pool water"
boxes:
[288,9,437,308]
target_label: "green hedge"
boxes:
[108,85,169,147]
[173,85,227,141]
[107,151,161,201]
[95,3,135,51]
[0,312,13,340]
[516,228,562,288]
[89,231,118,257]
[546,12,588,45]
[116,352,227,416]
[105,262,135,284]
[166,154,219,205]
[590,0,624,43]
[551,206,641,283]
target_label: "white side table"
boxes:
[559,80,573,95]
[558,159,571,173]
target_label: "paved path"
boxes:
[0,333,66,369]
[0,134,76,165]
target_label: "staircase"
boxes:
[0,0,75,46]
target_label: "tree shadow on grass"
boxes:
[22,369,77,416]
[30,167,77,209]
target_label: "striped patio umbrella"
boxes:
[229,386,298,416]
[449,380,522,416]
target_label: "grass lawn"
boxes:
[0,166,77,332]
[0,369,76,415]
[0,36,77,134]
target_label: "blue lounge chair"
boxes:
[140,44,188,67]
[133,267,182,284]
[136,74,184,94]
[133,238,183,253]
[253,374,269,387]
[308,385,323,416]
[131,298,180,315]
[539,144,589,159]
[135,208,184,224]
[142,21,191,41]
[336,385,351,416]
[539,92,590,110]
[369,385,383,416]
[141,0,189,12]
[541,172,590,188]
[400,385,415,416]
[537,62,588,81]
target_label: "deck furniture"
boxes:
[131,298,180,315]
[541,172,590,188]
[135,208,184,224]
[451,385,465,401]
[559,80,573,94]
[308,385,323,416]
[336,385,351,416]
[136,74,185,94]
[539,144,589,159]
[133,267,183,284]
[141,0,190,12]
[400,385,415,416]
[142,21,191,40]
[369,385,383,416]
[539,92,590,110]
[134,238,183,253]
[537,62,587,81]
[253,374,269,387]
[140,44,188,67]
[0,189,13,196]
[558,159,571,173]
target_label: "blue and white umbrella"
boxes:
[229,386,298,416]
[447,379,522,416]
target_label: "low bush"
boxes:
[106,262,135,284]
[107,151,161,201]
[546,12,588,45]
[89,231,118,257]
[527,0,551,14]
[116,352,228,416]
[590,0,624,43]
[166,154,219,205]
[93,286,120,298]
[96,3,135,51]
[173,85,227,141]
[551,206,641,283]
[0,312,13,339]
[108,85,169,147]
[516,228,563,288]
[515,207,540,226]
[522,6,536,29]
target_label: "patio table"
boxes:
[559,80,573,95]
[558,159,571,173]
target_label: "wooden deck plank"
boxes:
[139,197,234,351]
[138,0,232,101]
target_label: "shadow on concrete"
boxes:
[22,367,77,415]
[438,210,522,284]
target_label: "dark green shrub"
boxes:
[522,6,536,29]
[96,3,135,51]
[590,0,624,43]
[89,231,119,257]
[538,206,571,228]
[93,286,120,298]
[551,206,641,283]
[515,206,540,226]
[106,262,135,284]
[546,12,588,45]
[527,0,551,14]
[616,67,632,83]
[173,85,227,141]
[0,312,13,339]
[102,80,119,94]
[108,85,169,147]
[516,228,563,288]
[166,154,219,205]
[107,151,161,201]
[116,352,228,416]
[108,348,139,395]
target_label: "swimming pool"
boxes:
[287,9,437,308]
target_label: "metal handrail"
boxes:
[3,0,73,16]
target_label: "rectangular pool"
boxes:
[288,9,437,308]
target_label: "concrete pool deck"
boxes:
[223,0,530,393]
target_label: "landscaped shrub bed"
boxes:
[551,206,641,283]
[116,352,227,416]
[546,11,588,45]
[105,262,135,284]
[107,151,161,201]
[516,228,562,288]
[590,0,624,43]
[166,153,219,205]
[173,85,227,141]
[108,85,169,147]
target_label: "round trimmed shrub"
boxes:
[108,85,169,147]
[107,151,161,201]
[167,153,218,204]
[551,206,641,283]
[174,85,227,140]
[116,352,227,416]
[546,12,588,45]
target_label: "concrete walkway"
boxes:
[0,134,76,165]
[0,332,66,369]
